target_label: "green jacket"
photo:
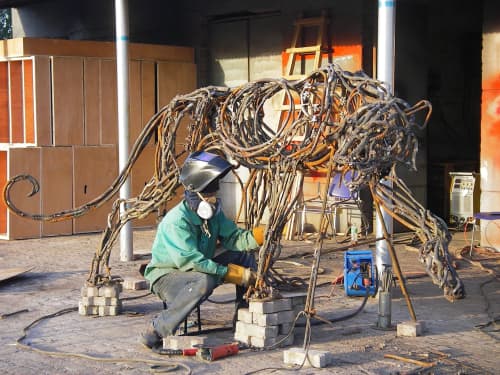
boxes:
[144,200,259,288]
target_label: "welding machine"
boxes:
[344,250,376,297]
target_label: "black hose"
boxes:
[295,289,370,327]
[296,264,379,326]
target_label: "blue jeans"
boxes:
[151,250,256,337]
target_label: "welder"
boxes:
[140,150,264,349]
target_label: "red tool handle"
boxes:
[182,348,198,356]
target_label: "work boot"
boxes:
[140,322,163,349]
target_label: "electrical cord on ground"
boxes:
[299,270,377,327]
[15,296,193,374]
[474,276,500,341]
[483,220,500,253]
[242,274,378,375]
[455,246,499,341]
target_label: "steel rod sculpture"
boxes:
[4,64,465,303]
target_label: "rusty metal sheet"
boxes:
[0,267,33,283]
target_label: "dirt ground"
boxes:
[0,228,498,375]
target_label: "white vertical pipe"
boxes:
[115,0,133,261]
[377,0,396,92]
[376,0,396,276]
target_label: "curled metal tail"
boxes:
[3,104,168,223]
[3,174,44,220]
[3,170,116,222]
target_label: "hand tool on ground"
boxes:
[154,347,198,356]
[154,342,239,361]
[195,342,239,361]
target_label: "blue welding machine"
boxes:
[344,250,377,297]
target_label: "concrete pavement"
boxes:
[0,229,498,374]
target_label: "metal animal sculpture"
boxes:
[4,64,464,304]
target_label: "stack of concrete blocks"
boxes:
[79,283,122,316]
[234,293,306,348]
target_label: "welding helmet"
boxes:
[181,151,232,219]
[180,151,232,193]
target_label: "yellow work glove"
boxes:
[252,225,265,246]
[223,263,256,286]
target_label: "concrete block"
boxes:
[81,286,99,297]
[291,296,307,306]
[293,304,305,314]
[98,285,121,297]
[280,292,308,306]
[98,304,121,316]
[292,305,307,324]
[280,323,293,335]
[249,299,292,314]
[123,277,149,290]
[397,321,425,337]
[78,301,98,316]
[164,335,208,350]
[80,296,95,306]
[93,296,120,306]
[234,332,251,346]
[252,309,294,327]
[235,321,279,338]
[283,347,333,368]
[251,333,294,348]
[237,308,253,324]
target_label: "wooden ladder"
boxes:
[279,14,330,114]
[283,14,330,240]
[284,14,330,80]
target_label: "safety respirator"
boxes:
[196,192,219,220]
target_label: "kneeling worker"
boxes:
[141,151,264,349]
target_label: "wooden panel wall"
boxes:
[157,61,197,208]
[157,61,197,108]
[84,58,101,145]
[141,61,156,129]
[100,59,117,145]
[23,59,35,143]
[52,56,84,145]
[41,146,73,236]
[0,38,194,63]
[0,150,6,233]
[9,61,23,143]
[0,62,9,143]
[33,56,51,146]
[129,60,142,146]
[73,145,118,233]
[0,41,196,239]
[157,61,197,142]
[128,61,157,228]
[8,147,41,239]
[131,146,157,227]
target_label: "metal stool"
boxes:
[162,300,203,335]
[294,171,367,239]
